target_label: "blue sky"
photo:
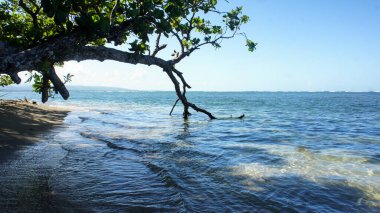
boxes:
[53,0,380,91]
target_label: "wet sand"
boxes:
[0,99,69,160]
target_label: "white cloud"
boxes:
[54,61,172,90]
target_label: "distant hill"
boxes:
[1,85,136,92]
[67,85,136,91]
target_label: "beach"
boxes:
[0,100,69,211]
[0,99,69,160]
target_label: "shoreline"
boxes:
[0,99,69,161]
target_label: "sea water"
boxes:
[1,90,380,212]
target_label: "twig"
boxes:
[109,0,120,26]
[152,33,167,57]
[169,99,179,115]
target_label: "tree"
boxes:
[0,0,256,119]
[0,74,13,87]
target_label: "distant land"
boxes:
[1,85,136,92]
[1,85,379,93]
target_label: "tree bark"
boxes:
[41,73,49,103]
[47,66,70,100]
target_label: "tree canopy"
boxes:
[0,0,256,119]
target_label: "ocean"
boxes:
[1,90,380,212]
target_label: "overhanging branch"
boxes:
[1,43,217,119]
[63,46,170,69]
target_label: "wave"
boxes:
[78,131,185,189]
[78,131,185,208]
[97,111,114,115]
[78,116,125,128]
[78,116,90,122]
[79,132,142,154]
[145,162,183,191]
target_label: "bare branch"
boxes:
[187,101,216,119]
[165,68,215,119]
[172,67,191,89]
[155,33,161,48]
[169,99,179,115]
[110,0,120,26]
[186,12,196,41]
[170,27,241,65]
[151,33,167,57]
[48,65,70,100]
[171,30,185,54]
[9,73,21,84]
[62,46,170,69]
[152,44,167,57]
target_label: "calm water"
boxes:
[1,91,380,212]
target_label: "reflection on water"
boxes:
[1,92,380,212]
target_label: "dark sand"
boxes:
[0,99,69,160]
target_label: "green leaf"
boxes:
[0,75,13,87]
[241,15,250,24]
[246,39,257,52]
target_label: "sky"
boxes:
[34,0,380,91]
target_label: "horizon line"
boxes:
[2,85,379,93]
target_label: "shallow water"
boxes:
[1,91,380,212]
